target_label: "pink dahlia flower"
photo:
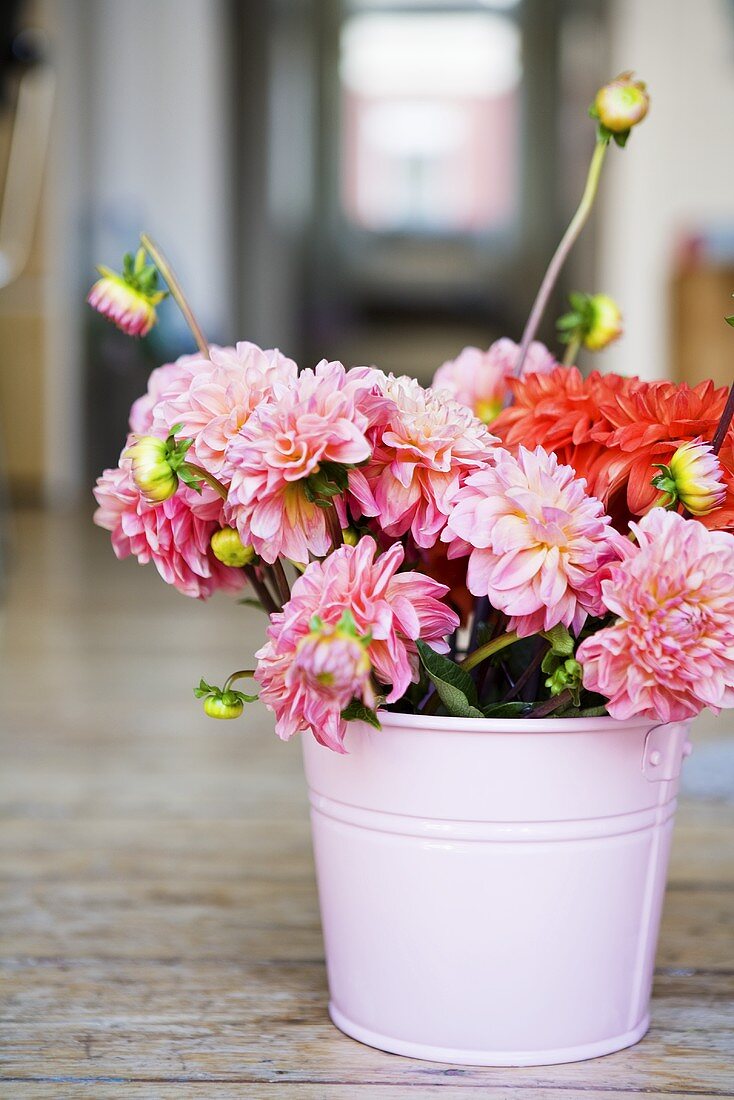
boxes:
[225,360,375,564]
[357,371,496,550]
[149,342,298,474]
[129,354,203,434]
[93,455,244,599]
[577,508,734,722]
[255,537,459,752]
[442,445,624,636]
[433,338,556,424]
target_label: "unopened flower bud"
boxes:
[87,248,167,337]
[210,527,255,567]
[593,72,649,136]
[557,292,622,353]
[584,294,623,351]
[125,435,178,503]
[194,676,255,719]
[545,658,583,699]
[341,527,359,547]
[203,693,244,720]
[652,439,727,516]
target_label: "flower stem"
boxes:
[514,137,609,378]
[244,564,279,615]
[326,505,343,550]
[501,641,548,703]
[711,382,734,456]
[460,631,519,673]
[530,688,574,718]
[224,669,256,693]
[140,233,209,356]
[562,333,582,367]
[183,463,228,500]
[270,558,291,605]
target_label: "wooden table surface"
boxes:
[1,509,733,1098]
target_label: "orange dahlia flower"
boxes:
[589,379,732,522]
[493,366,631,479]
[494,371,734,532]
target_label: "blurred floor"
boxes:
[0,509,733,1097]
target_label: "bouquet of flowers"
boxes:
[92,75,734,753]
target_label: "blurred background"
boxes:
[1,0,734,516]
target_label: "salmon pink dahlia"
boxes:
[148,342,298,475]
[442,445,624,636]
[225,360,376,564]
[129,353,202,434]
[432,338,556,424]
[93,453,244,599]
[255,537,459,752]
[577,508,734,721]
[357,372,496,549]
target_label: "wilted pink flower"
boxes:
[442,445,624,636]
[93,453,244,599]
[255,537,459,752]
[225,360,374,563]
[433,338,556,423]
[577,508,734,722]
[356,372,496,550]
[149,342,298,474]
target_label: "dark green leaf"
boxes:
[482,701,533,718]
[416,640,483,718]
[341,700,381,729]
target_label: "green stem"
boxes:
[562,333,582,367]
[460,631,519,673]
[183,463,228,500]
[514,137,609,378]
[224,669,257,693]
[140,233,209,356]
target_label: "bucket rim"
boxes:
[377,708,662,736]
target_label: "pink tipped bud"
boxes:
[653,439,727,517]
[594,72,649,135]
[124,435,178,503]
[87,248,166,337]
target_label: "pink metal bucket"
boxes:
[302,710,692,1066]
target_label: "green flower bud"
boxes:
[584,294,623,351]
[545,658,583,699]
[557,292,622,353]
[593,72,649,136]
[125,435,178,503]
[342,527,359,547]
[210,527,255,567]
[203,693,244,720]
